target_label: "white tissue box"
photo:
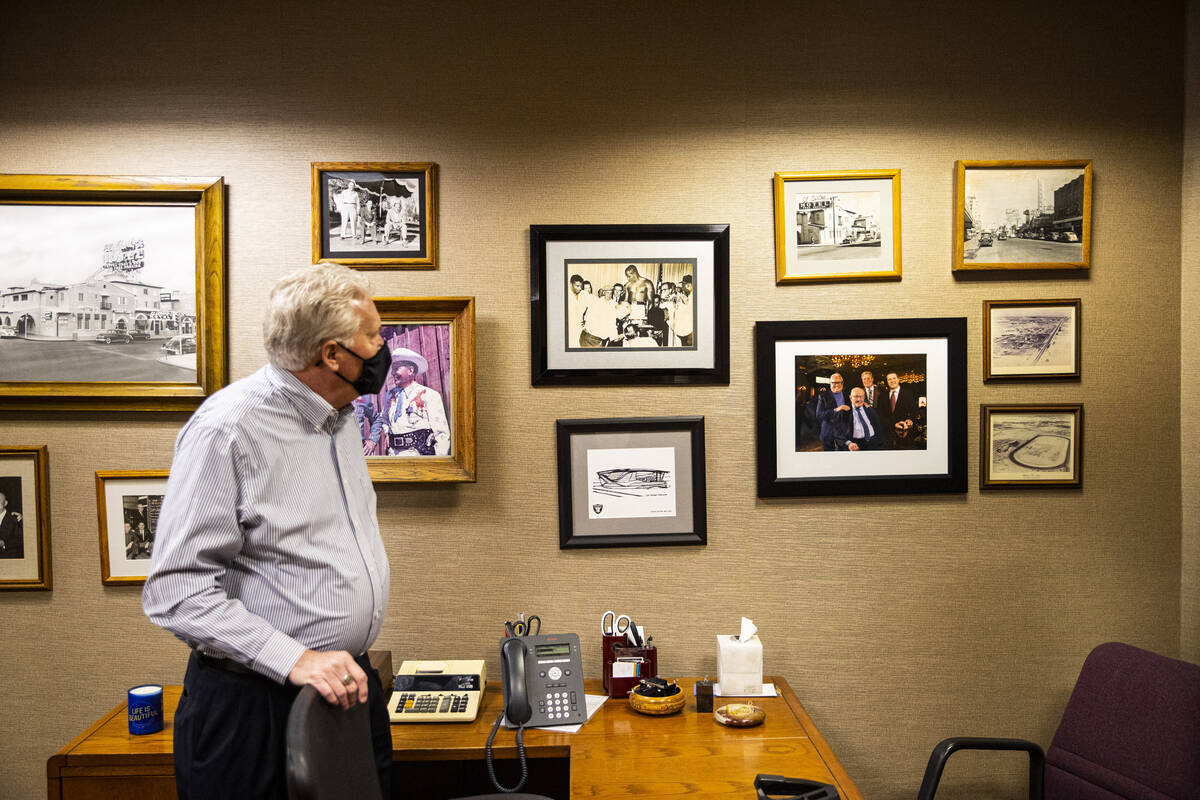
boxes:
[717,634,763,695]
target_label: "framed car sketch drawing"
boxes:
[530,224,730,385]
[556,416,706,549]
[953,160,1092,272]
[773,169,902,284]
[755,318,968,497]
[96,469,169,586]
[0,174,227,411]
[980,404,1083,488]
[983,299,1081,380]
[311,162,438,268]
[354,297,475,483]
[0,445,51,590]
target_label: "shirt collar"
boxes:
[265,363,346,432]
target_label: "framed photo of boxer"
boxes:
[96,469,169,586]
[529,224,730,385]
[556,416,706,549]
[773,169,902,284]
[980,404,1083,488]
[311,162,438,268]
[0,445,51,591]
[353,297,476,483]
[754,317,968,497]
[0,174,227,412]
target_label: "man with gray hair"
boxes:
[144,262,392,799]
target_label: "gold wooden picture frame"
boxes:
[773,169,902,284]
[953,160,1092,272]
[358,297,475,482]
[96,469,169,586]
[983,298,1082,381]
[0,174,227,411]
[0,445,51,590]
[980,404,1083,488]
[311,162,438,269]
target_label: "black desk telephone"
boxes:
[486,632,586,792]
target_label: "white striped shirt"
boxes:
[143,364,390,685]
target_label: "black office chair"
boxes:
[285,685,554,800]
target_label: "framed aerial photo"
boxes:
[953,160,1092,272]
[773,169,902,284]
[530,224,729,385]
[984,299,1081,380]
[556,416,706,549]
[96,469,168,586]
[353,297,475,483]
[754,318,968,497]
[0,174,227,411]
[0,445,51,591]
[311,162,438,268]
[980,404,1083,488]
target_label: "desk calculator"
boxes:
[387,659,486,723]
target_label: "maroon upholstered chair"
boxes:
[917,642,1200,800]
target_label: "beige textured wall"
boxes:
[1183,0,1200,665]
[0,2,1188,798]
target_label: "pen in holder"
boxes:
[607,642,658,698]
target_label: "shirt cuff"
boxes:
[252,631,308,685]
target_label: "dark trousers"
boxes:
[175,652,392,800]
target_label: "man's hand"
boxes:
[288,649,368,709]
[847,442,860,451]
[836,404,851,412]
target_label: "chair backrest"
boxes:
[286,685,381,800]
[1046,642,1200,800]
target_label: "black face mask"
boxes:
[328,341,392,396]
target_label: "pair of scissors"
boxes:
[506,614,541,637]
[601,610,632,637]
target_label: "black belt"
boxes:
[196,652,254,675]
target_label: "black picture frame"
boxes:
[754,317,968,497]
[556,416,706,549]
[530,224,730,385]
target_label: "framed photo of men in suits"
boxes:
[0,445,51,591]
[754,318,968,497]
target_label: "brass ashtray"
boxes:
[628,678,685,716]
[714,703,766,727]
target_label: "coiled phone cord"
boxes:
[485,712,528,793]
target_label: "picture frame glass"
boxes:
[0,459,39,581]
[986,410,1078,482]
[987,302,1079,377]
[959,165,1088,267]
[777,175,897,281]
[100,476,167,581]
[0,203,199,383]
[319,170,428,261]
[358,322,453,459]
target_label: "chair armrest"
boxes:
[917,737,1045,800]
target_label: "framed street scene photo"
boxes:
[0,445,51,590]
[953,160,1092,272]
[530,224,730,385]
[0,174,227,411]
[981,404,1083,488]
[96,469,168,586]
[354,297,475,483]
[773,169,902,284]
[755,318,968,497]
[984,299,1081,380]
[557,416,706,549]
[311,162,438,268]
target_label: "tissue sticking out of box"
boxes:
[717,617,763,695]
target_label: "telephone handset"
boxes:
[486,632,587,793]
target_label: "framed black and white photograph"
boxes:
[0,174,227,411]
[556,416,706,549]
[984,299,1081,380]
[96,470,168,585]
[755,318,968,497]
[0,445,51,591]
[773,169,902,284]
[357,297,475,483]
[530,224,729,385]
[311,162,437,268]
[981,404,1083,488]
[953,160,1092,272]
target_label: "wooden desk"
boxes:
[48,676,862,799]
